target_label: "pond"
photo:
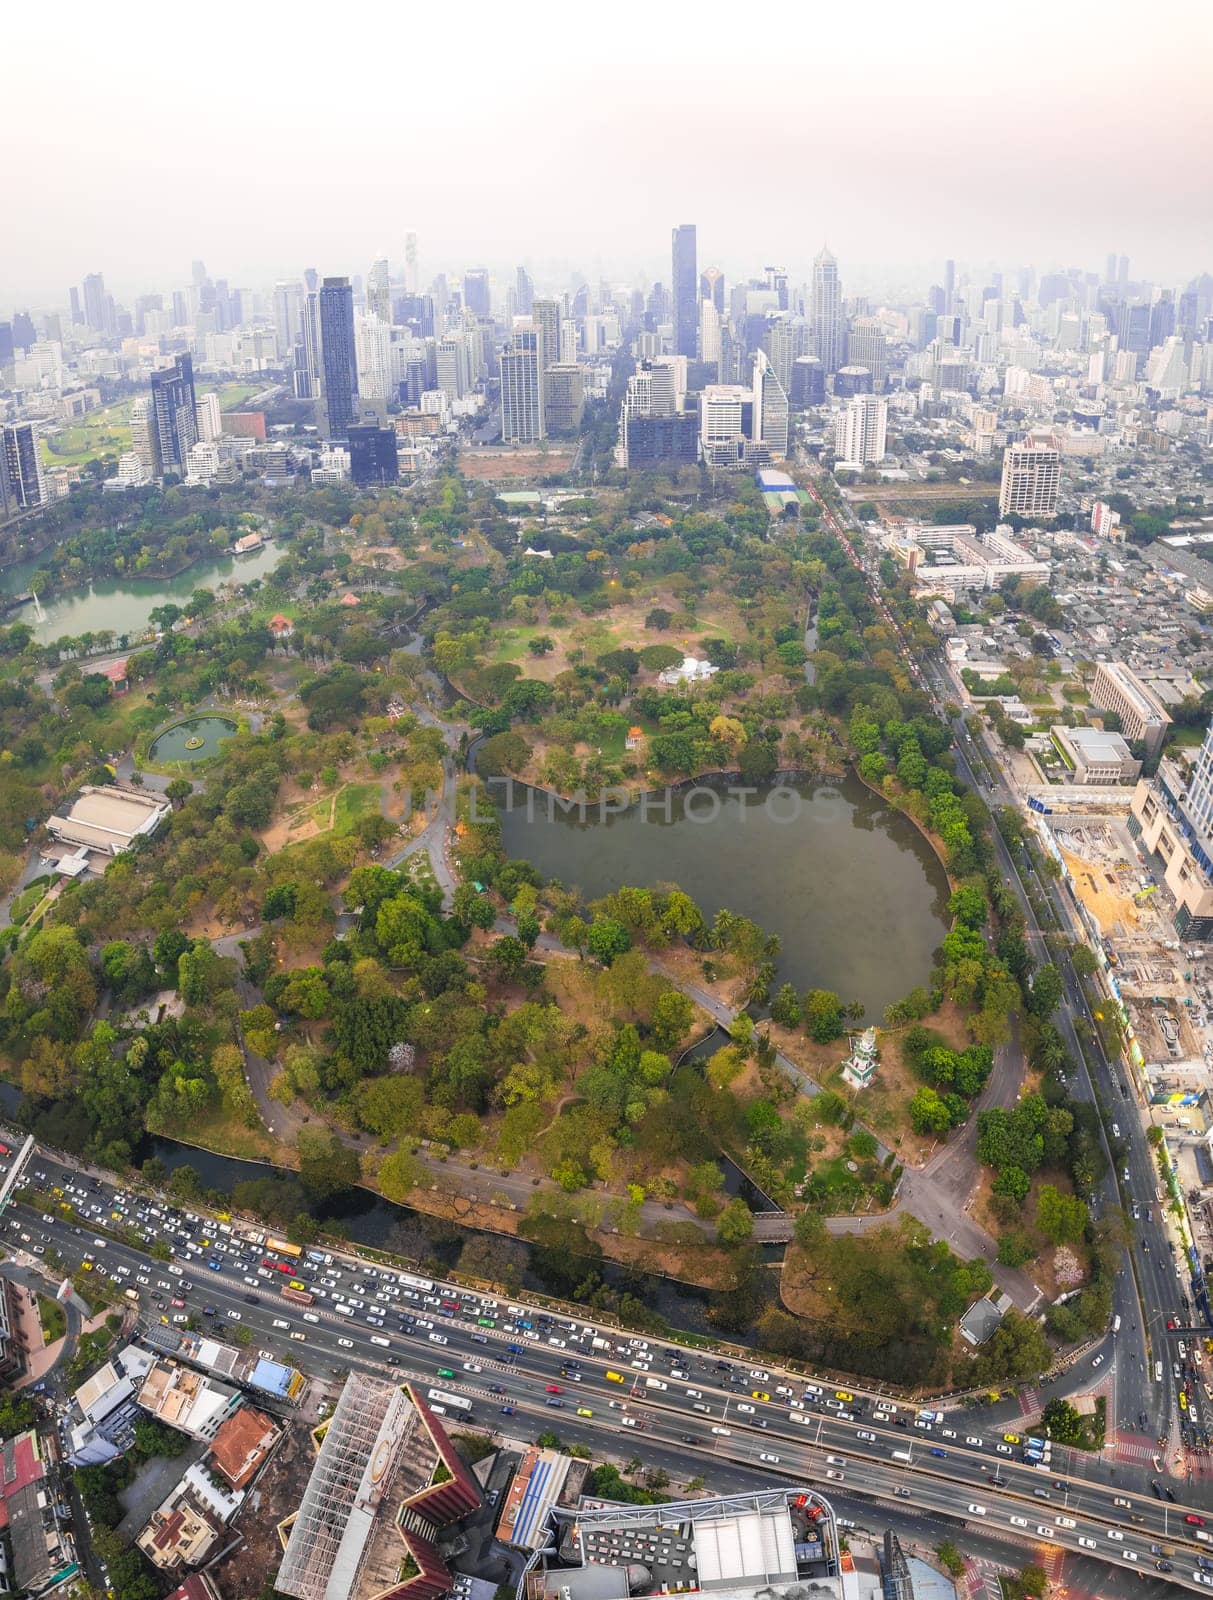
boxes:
[148,715,239,763]
[0,540,285,645]
[495,770,950,1018]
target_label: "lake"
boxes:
[496,771,950,1017]
[0,541,285,644]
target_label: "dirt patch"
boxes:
[458,446,575,481]
[1059,845,1142,938]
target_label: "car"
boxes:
[995,1443,1012,1456]
[751,1390,770,1402]
[857,1430,876,1442]
[1010,1516,1028,1528]
[226,1310,241,1321]
[967,1505,987,1517]
[826,1470,844,1481]
[965,1435,983,1447]
[463,1362,482,1373]
[736,1403,755,1414]
[835,1390,854,1402]
[1188,1515,1208,1527]
[1036,1526,1054,1538]
[758,1452,780,1464]
[272,1318,290,1330]
[1091,1353,1104,1367]
[1107,1530,1124,1542]
[620,1416,638,1428]
[1078,1537,1097,1550]
[1002,1433,1021,1444]
[577,1408,594,1419]
[894,1487,911,1499]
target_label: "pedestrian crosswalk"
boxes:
[1017,1386,1042,1418]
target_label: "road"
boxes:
[6,1153,1213,1593]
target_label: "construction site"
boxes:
[1045,813,1212,1071]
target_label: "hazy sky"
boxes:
[5,0,1211,310]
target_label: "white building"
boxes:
[700,384,749,469]
[891,523,1050,596]
[1051,725,1141,784]
[1090,499,1123,539]
[834,393,887,465]
[311,446,350,484]
[657,655,719,686]
[1090,661,1171,757]
[195,391,222,443]
[752,349,789,459]
[500,327,544,443]
[354,312,394,400]
[998,438,1061,518]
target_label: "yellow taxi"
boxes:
[1003,1433,1021,1444]
[751,1391,770,1402]
[835,1390,854,1402]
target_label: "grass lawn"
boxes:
[598,715,658,761]
[42,400,135,467]
[1168,724,1206,748]
[150,1106,284,1164]
[334,782,382,836]
[37,1294,67,1344]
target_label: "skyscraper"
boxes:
[846,317,888,388]
[69,286,83,326]
[318,277,358,438]
[149,355,199,476]
[83,272,108,333]
[1,423,46,509]
[671,224,698,359]
[463,269,491,319]
[367,257,391,322]
[812,247,843,375]
[274,281,302,358]
[542,366,585,435]
[515,266,534,315]
[752,350,789,459]
[436,334,470,401]
[500,327,544,442]
[998,439,1060,518]
[532,299,562,373]
[700,267,725,314]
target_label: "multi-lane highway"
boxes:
[6,1150,1213,1593]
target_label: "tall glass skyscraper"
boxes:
[811,246,843,375]
[149,354,199,475]
[671,224,698,360]
[318,277,358,439]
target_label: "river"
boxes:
[0,541,285,644]
[496,771,949,1017]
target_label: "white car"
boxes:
[1009,1517,1027,1529]
[463,1362,482,1373]
[338,1337,354,1348]
[226,1310,241,1321]
[1107,1530,1124,1542]
[736,1403,755,1414]
[1091,1353,1104,1367]
[965,1435,983,1447]
[1077,1537,1097,1550]
[758,1452,780,1464]
[967,1505,987,1517]
[1036,1526,1054,1538]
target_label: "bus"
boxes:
[266,1237,303,1260]
[281,1284,315,1306]
[401,1273,435,1292]
[427,1388,472,1414]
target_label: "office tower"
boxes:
[834,394,887,464]
[700,385,751,468]
[700,266,725,314]
[500,327,544,442]
[1116,301,1150,355]
[83,272,107,332]
[790,356,825,407]
[752,350,789,459]
[274,281,302,358]
[558,321,578,364]
[404,231,419,294]
[347,424,400,486]
[463,269,491,319]
[318,277,358,438]
[672,223,698,358]
[355,312,393,399]
[303,267,318,294]
[149,354,199,475]
[834,366,874,398]
[1,424,46,509]
[1118,255,1129,285]
[1149,292,1175,349]
[1105,253,1117,285]
[191,259,208,287]
[811,246,843,374]
[944,258,956,312]
[0,323,12,366]
[847,316,887,388]
[532,299,562,373]
[761,316,808,392]
[998,439,1060,518]
[367,257,391,322]
[700,298,722,366]
[195,392,222,443]
[68,286,83,326]
[542,365,585,435]
[516,266,534,315]
[765,266,789,310]
[436,334,470,400]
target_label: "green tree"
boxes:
[1035,1183,1088,1246]
[716,1197,755,1246]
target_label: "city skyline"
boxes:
[3,0,1211,306]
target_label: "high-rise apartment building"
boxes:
[355,312,394,400]
[436,334,470,401]
[515,266,534,315]
[463,269,491,319]
[1,423,46,510]
[672,224,698,359]
[1092,662,1171,758]
[318,277,358,438]
[500,327,544,442]
[532,299,562,374]
[752,350,789,459]
[149,355,199,476]
[274,282,302,359]
[998,439,1060,518]
[700,299,722,367]
[811,246,843,374]
[834,393,887,465]
[195,391,223,443]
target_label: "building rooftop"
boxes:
[496,1448,570,1550]
[48,784,170,853]
[209,1405,279,1489]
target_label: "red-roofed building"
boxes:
[168,1576,222,1600]
[97,658,129,694]
[339,592,361,607]
[0,1430,78,1593]
[625,726,644,750]
[268,614,294,639]
[209,1405,280,1489]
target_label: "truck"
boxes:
[281,1284,315,1306]
[591,1336,612,1351]
[917,1409,943,1424]
[306,1250,333,1266]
